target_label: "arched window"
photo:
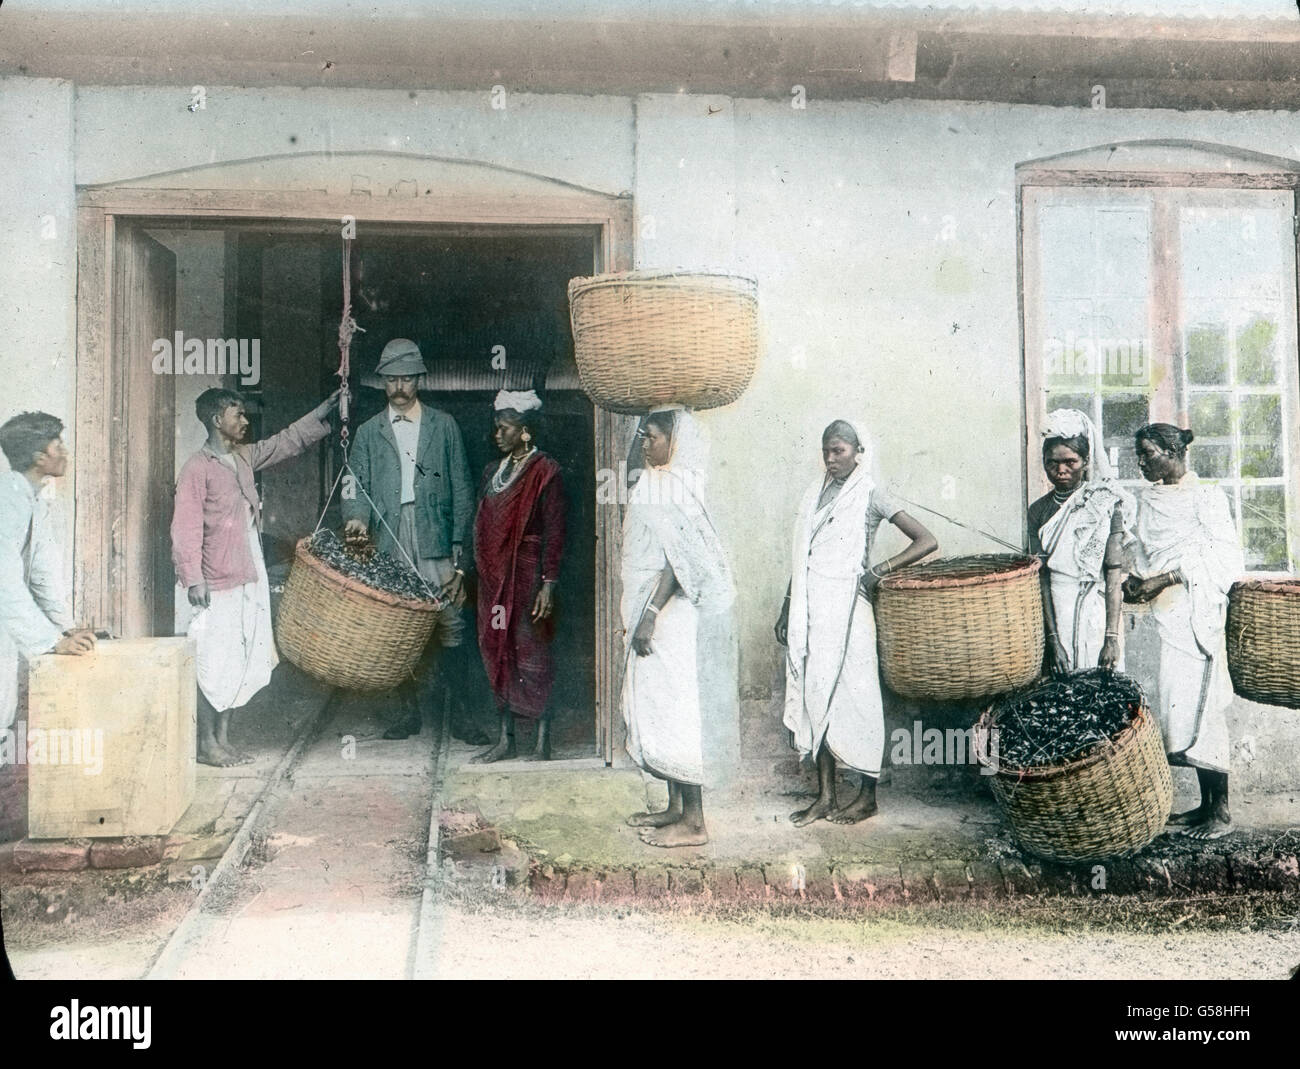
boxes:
[1019,141,1300,572]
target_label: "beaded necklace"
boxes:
[490,447,537,494]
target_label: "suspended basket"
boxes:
[1226,578,1300,708]
[875,554,1044,702]
[975,675,1173,863]
[567,271,758,413]
[277,537,440,692]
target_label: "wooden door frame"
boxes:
[75,184,634,763]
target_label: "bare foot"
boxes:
[1182,803,1232,841]
[627,808,682,828]
[197,742,247,768]
[1166,804,1209,827]
[639,823,708,848]
[471,738,516,764]
[789,796,836,827]
[521,732,551,762]
[828,794,878,824]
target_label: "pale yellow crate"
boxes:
[26,637,196,840]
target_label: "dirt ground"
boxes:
[425,895,1300,980]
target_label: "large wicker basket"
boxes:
[975,688,1174,863]
[1226,578,1300,708]
[567,271,758,413]
[875,554,1044,702]
[276,538,439,692]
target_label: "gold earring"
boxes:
[522,431,532,443]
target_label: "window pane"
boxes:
[1188,393,1231,437]
[1101,393,1149,479]
[1240,393,1283,478]
[1237,314,1279,386]
[1185,321,1228,386]
[1194,443,1234,479]
[1242,485,1289,570]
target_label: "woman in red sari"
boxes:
[471,390,566,762]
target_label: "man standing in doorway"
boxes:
[343,338,488,744]
[0,412,96,732]
[172,387,338,766]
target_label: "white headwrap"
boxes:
[494,389,542,414]
[1043,408,1115,481]
[1039,408,1136,576]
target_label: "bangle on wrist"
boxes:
[645,604,660,616]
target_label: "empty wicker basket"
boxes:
[567,271,758,413]
[875,554,1044,702]
[1226,578,1300,708]
[276,537,439,692]
[976,686,1174,863]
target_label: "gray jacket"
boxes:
[342,405,474,560]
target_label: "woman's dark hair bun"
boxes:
[1180,428,1195,446]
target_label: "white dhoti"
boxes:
[786,576,884,776]
[1048,572,1123,673]
[783,459,888,779]
[1151,584,1232,773]
[622,588,704,786]
[1132,473,1243,776]
[188,509,278,712]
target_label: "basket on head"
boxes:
[874,554,1044,702]
[1226,578,1300,708]
[276,537,439,692]
[976,679,1173,864]
[567,271,759,413]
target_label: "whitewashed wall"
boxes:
[2,78,1297,791]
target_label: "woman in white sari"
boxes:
[1027,409,1134,674]
[776,420,937,827]
[621,408,739,848]
[1124,423,1244,840]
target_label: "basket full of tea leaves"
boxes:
[974,670,1173,863]
[276,530,446,692]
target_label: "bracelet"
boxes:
[645,604,660,616]
[1105,631,1119,638]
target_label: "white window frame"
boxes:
[1018,141,1300,575]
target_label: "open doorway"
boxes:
[132,220,600,756]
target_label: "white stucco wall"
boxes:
[2,76,1297,791]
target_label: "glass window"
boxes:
[1026,185,1299,572]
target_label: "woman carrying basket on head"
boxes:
[1123,423,1244,841]
[776,420,938,827]
[1027,409,1135,675]
[621,407,739,848]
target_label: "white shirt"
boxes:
[388,400,422,505]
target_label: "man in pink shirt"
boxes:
[172,387,338,766]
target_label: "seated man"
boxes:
[172,387,337,766]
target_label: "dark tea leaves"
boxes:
[307,529,443,604]
[994,669,1144,770]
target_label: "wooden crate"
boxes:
[26,637,196,839]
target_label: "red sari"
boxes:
[473,452,565,719]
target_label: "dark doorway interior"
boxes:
[151,222,599,755]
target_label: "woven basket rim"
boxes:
[978,701,1150,780]
[568,271,758,296]
[881,553,1040,591]
[1230,577,1300,596]
[294,537,442,613]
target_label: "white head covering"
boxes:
[1043,408,1115,481]
[494,389,542,414]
